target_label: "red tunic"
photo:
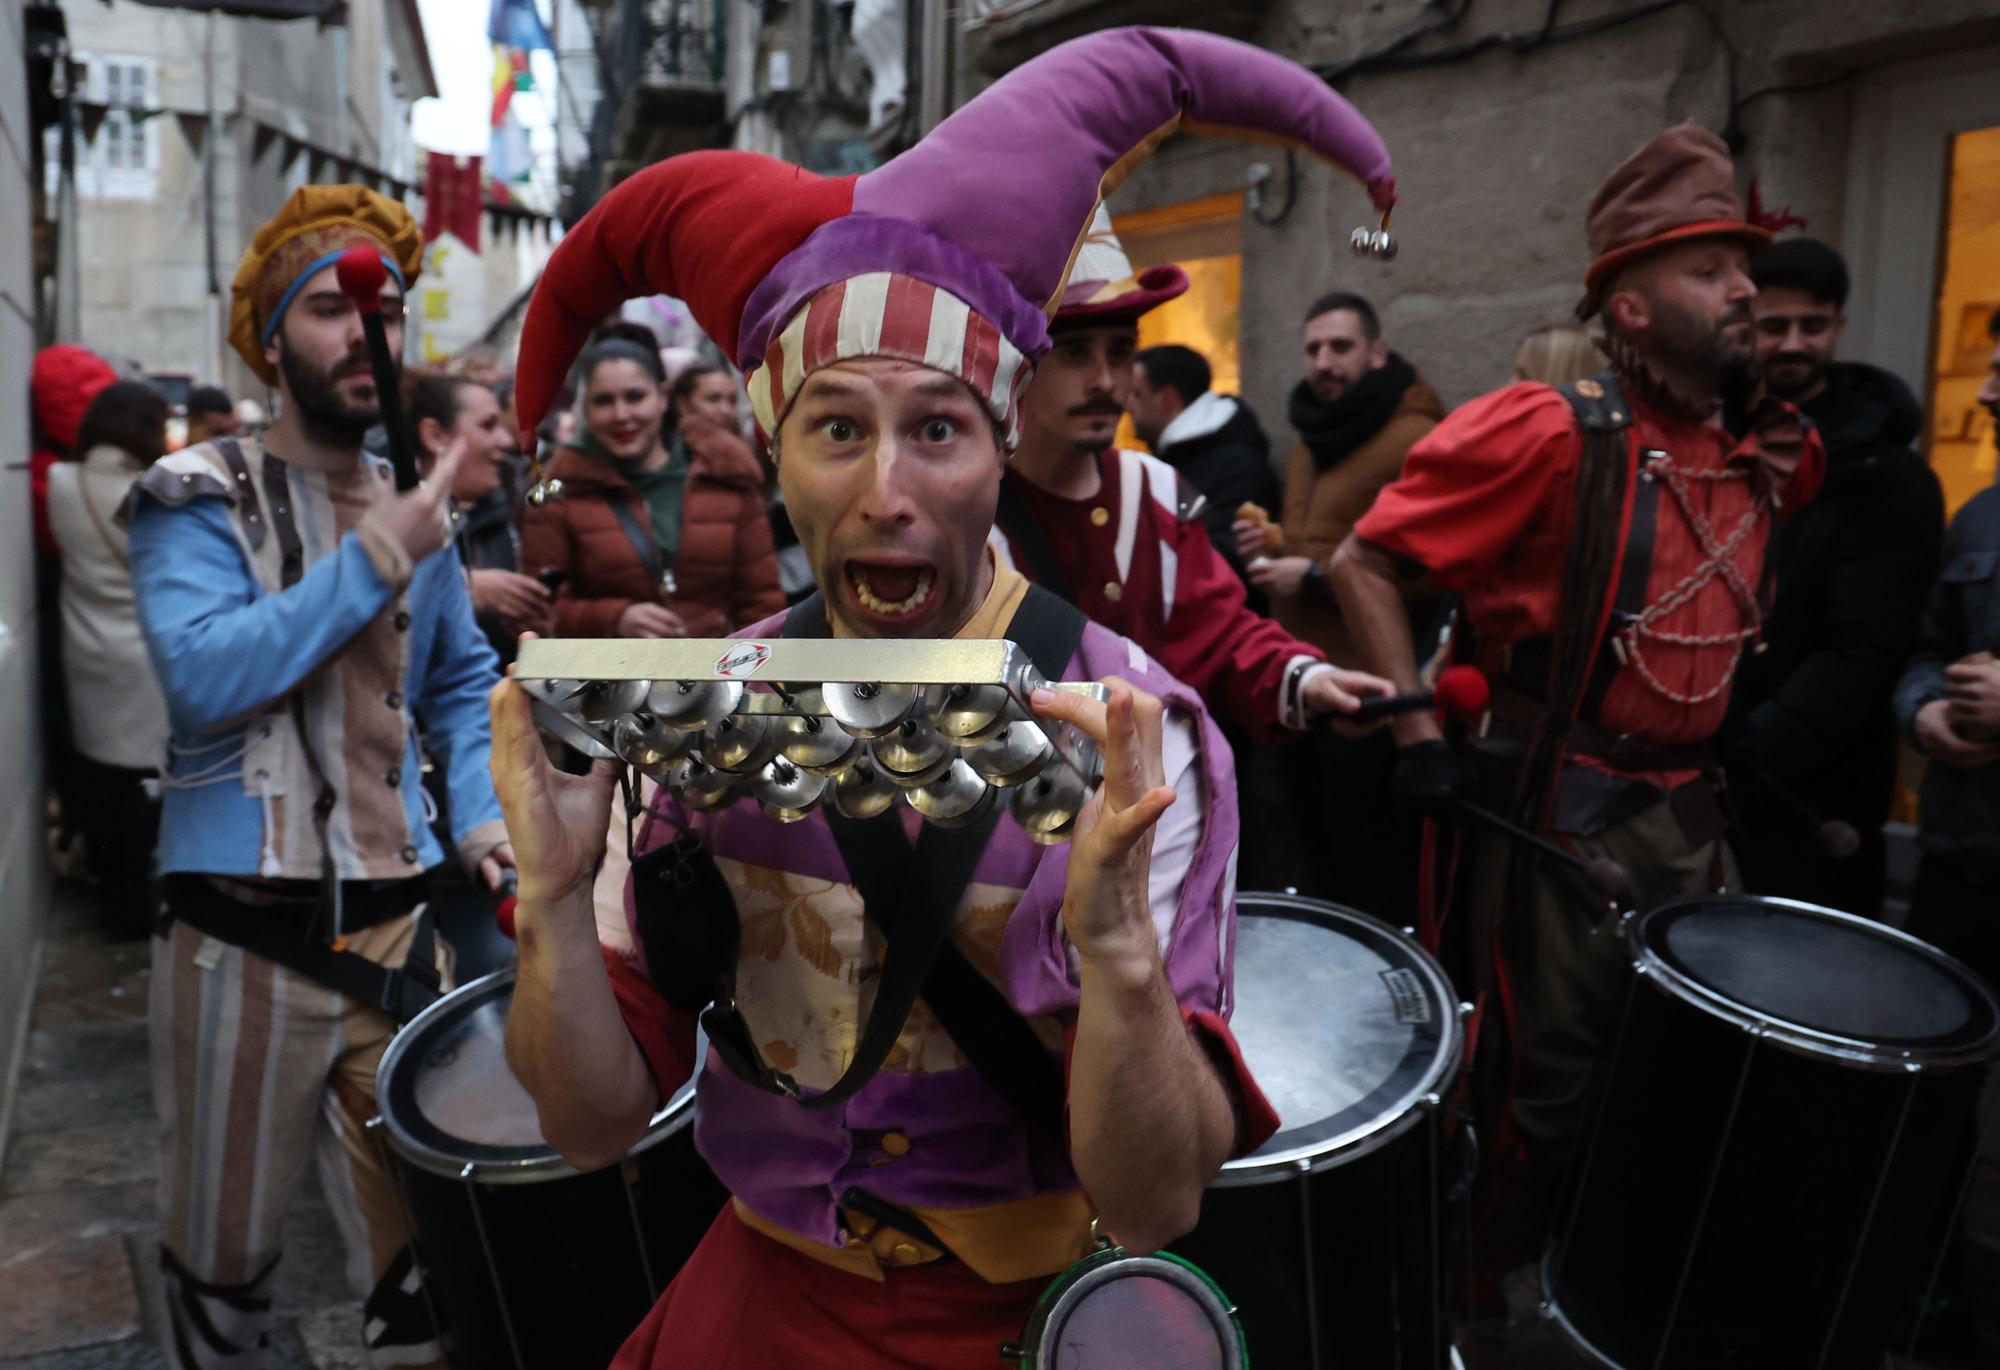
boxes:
[1356,383,1824,748]
[996,447,1325,742]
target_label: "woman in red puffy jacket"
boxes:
[522,341,783,638]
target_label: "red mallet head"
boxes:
[1434,665,1491,722]
[334,245,388,316]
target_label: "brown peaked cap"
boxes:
[1579,122,1770,318]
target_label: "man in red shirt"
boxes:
[1330,124,1823,1251]
[995,212,1391,745]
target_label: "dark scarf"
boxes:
[1288,352,1417,470]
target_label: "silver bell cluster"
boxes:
[1349,224,1398,261]
[515,638,1109,843]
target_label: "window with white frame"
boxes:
[43,53,161,199]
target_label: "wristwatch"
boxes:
[1300,558,1326,596]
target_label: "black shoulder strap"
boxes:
[1511,371,1638,825]
[671,584,1082,1132]
[607,490,665,584]
[213,437,268,551]
[993,477,1077,602]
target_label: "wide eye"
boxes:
[820,418,859,443]
[920,417,959,443]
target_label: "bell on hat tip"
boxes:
[1369,229,1398,260]
[526,477,565,507]
[1349,226,1375,257]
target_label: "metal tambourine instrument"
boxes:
[514,637,1111,842]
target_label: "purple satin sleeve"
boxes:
[854,26,1394,310]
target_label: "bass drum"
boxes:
[1171,893,1464,1368]
[373,967,727,1370]
[1544,895,2000,1368]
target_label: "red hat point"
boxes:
[335,246,387,315]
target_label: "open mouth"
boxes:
[847,560,938,621]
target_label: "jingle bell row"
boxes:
[515,640,1110,842]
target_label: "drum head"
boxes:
[1638,896,2000,1065]
[1020,1250,1243,1370]
[1219,894,1459,1179]
[376,968,698,1180]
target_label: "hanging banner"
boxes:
[423,152,483,253]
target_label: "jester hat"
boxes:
[1054,205,1190,328]
[512,27,1397,454]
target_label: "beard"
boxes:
[1651,296,1758,395]
[1760,352,1827,401]
[279,338,384,447]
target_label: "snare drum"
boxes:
[1005,1246,1247,1369]
[1171,893,1464,1368]
[373,968,727,1370]
[1544,895,2000,1369]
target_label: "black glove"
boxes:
[1392,739,1465,816]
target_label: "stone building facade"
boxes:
[953,0,2000,505]
[55,0,434,396]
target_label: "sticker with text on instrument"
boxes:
[1379,968,1432,1025]
[715,642,771,679]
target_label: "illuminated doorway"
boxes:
[1112,192,1243,452]
[1927,125,2000,515]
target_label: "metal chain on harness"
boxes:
[1614,450,1768,708]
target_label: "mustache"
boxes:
[1068,399,1124,417]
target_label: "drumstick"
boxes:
[1447,797,1635,908]
[333,246,420,491]
[1750,774,1862,861]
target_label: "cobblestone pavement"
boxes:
[0,887,370,1370]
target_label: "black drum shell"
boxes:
[393,1128,727,1370]
[1172,1102,1448,1369]
[375,969,729,1369]
[1170,893,1460,1369]
[1546,897,2000,1369]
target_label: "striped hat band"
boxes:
[747,272,1033,452]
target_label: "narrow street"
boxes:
[0,889,365,1370]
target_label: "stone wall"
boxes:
[0,0,51,1159]
[960,0,2000,443]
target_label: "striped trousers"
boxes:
[150,912,451,1369]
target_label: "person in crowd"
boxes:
[184,385,238,446]
[446,343,504,386]
[521,340,783,638]
[1330,124,1824,1288]
[495,28,1408,1364]
[670,361,746,433]
[31,343,120,868]
[1727,239,1944,914]
[1225,291,1444,916]
[1895,306,2000,988]
[127,184,509,1369]
[406,367,551,661]
[45,380,172,940]
[994,212,1389,748]
[1127,343,1279,579]
[1513,322,1608,386]
[1893,307,2000,1362]
[592,316,665,356]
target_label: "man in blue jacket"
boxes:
[127,184,507,1370]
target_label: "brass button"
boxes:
[393,610,411,631]
[1089,507,1110,527]
[1103,582,1123,603]
[399,845,419,864]
[385,690,403,709]
[385,769,401,788]
[889,1242,921,1266]
[881,1131,911,1157]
